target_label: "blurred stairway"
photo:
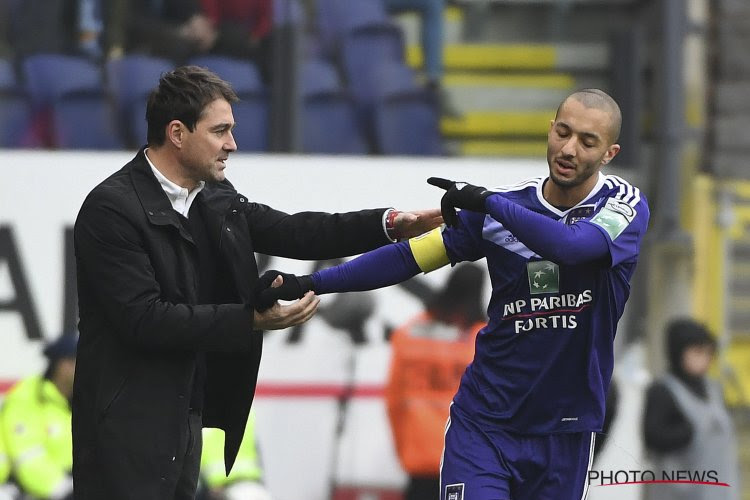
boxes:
[394,4,612,158]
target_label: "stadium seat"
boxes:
[316,0,390,56]
[22,54,122,149]
[189,56,265,95]
[370,60,419,100]
[273,0,304,26]
[22,54,103,107]
[107,55,174,147]
[373,93,443,155]
[52,93,124,149]
[189,56,269,151]
[300,59,342,97]
[371,61,443,156]
[300,59,367,154]
[340,24,405,104]
[0,59,33,147]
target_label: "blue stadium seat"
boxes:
[21,54,122,149]
[371,62,442,156]
[316,0,390,56]
[22,54,103,107]
[340,24,405,107]
[0,59,33,147]
[0,58,17,91]
[300,59,366,154]
[301,59,342,96]
[189,56,269,151]
[189,56,265,95]
[52,93,124,149]
[370,60,419,100]
[273,0,304,26]
[373,93,443,155]
[107,55,174,147]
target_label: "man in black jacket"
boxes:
[72,65,441,499]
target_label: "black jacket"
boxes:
[643,319,715,454]
[72,149,390,498]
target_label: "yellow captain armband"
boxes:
[408,227,450,273]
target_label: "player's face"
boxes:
[180,98,237,185]
[546,99,619,194]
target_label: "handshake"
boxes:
[253,177,492,311]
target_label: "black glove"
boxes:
[254,270,314,312]
[427,177,492,227]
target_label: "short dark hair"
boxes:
[146,65,238,146]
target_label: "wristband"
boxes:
[385,209,401,241]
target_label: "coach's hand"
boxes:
[392,209,443,239]
[253,291,319,330]
[254,270,315,312]
[427,177,493,227]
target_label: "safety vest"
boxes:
[201,410,264,488]
[384,312,482,475]
[0,422,9,484]
[0,375,72,498]
[645,375,739,500]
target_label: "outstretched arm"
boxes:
[483,194,609,265]
[428,177,609,266]
[255,228,452,310]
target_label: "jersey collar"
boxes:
[535,172,606,217]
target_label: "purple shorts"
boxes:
[440,404,596,500]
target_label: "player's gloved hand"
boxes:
[427,177,493,227]
[254,270,315,312]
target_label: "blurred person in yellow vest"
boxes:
[0,333,76,500]
[200,410,271,500]
[385,264,486,500]
[0,422,19,500]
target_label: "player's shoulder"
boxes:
[600,174,648,210]
[602,174,647,207]
[592,174,650,229]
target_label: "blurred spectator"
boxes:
[6,0,76,59]
[0,425,19,500]
[199,411,272,500]
[383,0,458,116]
[200,0,274,82]
[0,1,10,58]
[6,0,124,61]
[76,0,128,60]
[0,333,77,500]
[125,0,218,63]
[642,318,740,500]
[384,264,485,500]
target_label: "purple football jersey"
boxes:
[443,173,650,433]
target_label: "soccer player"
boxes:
[255,88,649,500]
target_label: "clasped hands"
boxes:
[253,177,491,319]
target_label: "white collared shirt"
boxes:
[144,149,205,218]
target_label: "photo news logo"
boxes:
[588,469,731,488]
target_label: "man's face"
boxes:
[546,99,619,192]
[180,98,237,185]
[56,358,76,399]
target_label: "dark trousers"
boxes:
[174,410,203,500]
